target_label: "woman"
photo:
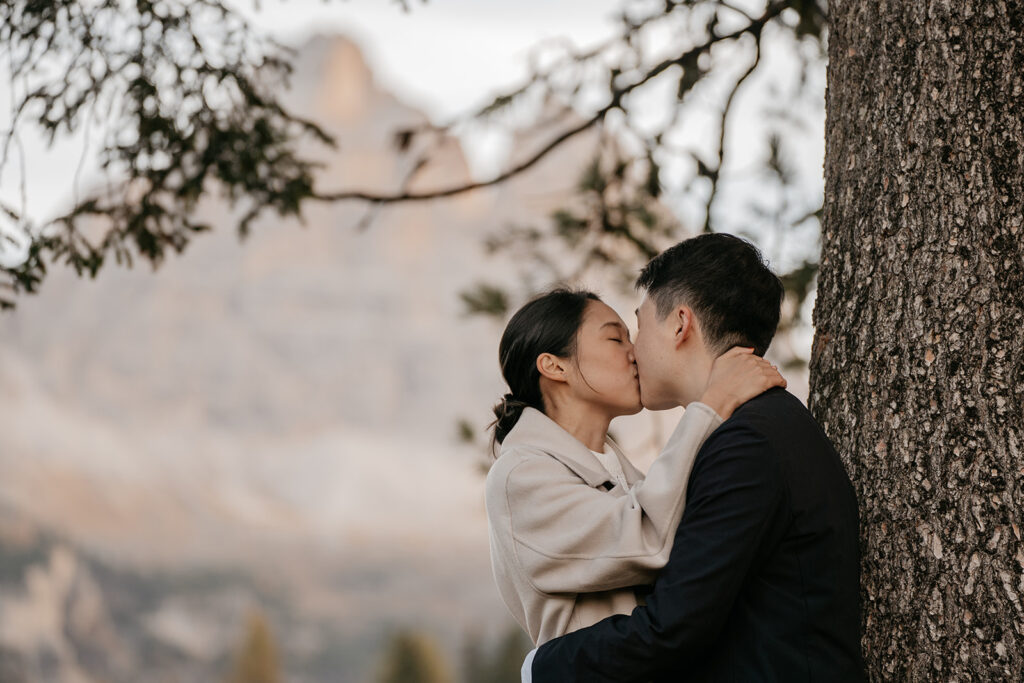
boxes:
[484,289,785,646]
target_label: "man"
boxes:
[524,233,865,682]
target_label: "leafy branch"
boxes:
[0,0,827,312]
[317,1,788,205]
[0,0,331,307]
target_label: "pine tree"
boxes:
[226,610,281,683]
[460,625,531,683]
[375,629,452,683]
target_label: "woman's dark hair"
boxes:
[490,288,601,453]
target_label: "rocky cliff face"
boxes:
[0,34,606,682]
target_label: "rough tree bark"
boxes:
[809,1,1023,680]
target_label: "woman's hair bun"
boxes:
[491,392,528,446]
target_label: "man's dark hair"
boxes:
[636,233,784,357]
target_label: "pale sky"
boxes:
[237,0,628,120]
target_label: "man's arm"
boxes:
[531,423,784,683]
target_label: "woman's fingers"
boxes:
[744,354,785,389]
[764,361,786,388]
[721,346,755,360]
[708,347,787,394]
[702,349,790,418]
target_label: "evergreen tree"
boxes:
[376,629,452,683]
[226,609,281,683]
[460,625,531,683]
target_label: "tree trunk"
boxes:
[809,1,1024,680]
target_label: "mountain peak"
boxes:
[298,34,379,124]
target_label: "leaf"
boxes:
[394,129,416,152]
[766,133,792,184]
[551,209,588,245]
[677,50,706,100]
[790,0,827,41]
[695,156,719,182]
[578,157,606,194]
[459,283,509,318]
[778,260,819,305]
[645,156,662,198]
[456,419,477,444]
[479,93,516,117]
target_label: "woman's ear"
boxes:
[537,353,568,383]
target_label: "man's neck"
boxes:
[677,348,716,408]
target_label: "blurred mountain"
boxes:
[0,34,603,682]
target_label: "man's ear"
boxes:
[673,306,696,349]
[537,353,569,383]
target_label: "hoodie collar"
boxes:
[502,407,620,488]
[607,436,644,485]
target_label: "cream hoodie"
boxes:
[484,404,722,645]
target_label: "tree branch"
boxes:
[315,1,787,205]
[703,31,763,233]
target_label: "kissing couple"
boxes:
[485,233,865,682]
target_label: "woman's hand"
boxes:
[699,346,787,420]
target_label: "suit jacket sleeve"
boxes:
[531,421,785,682]
[505,403,722,595]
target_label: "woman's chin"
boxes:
[617,400,643,416]
[605,384,643,417]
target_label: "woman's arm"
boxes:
[504,348,785,595]
[503,401,722,595]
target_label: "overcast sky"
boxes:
[237,0,628,120]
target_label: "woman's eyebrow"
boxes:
[600,322,630,339]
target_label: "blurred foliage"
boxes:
[375,630,453,683]
[225,609,281,683]
[0,0,331,309]
[372,624,530,683]
[453,0,827,373]
[451,0,827,458]
[459,283,509,319]
[456,418,478,445]
[1,0,827,326]
[461,625,533,683]
[779,257,818,308]
[0,645,25,683]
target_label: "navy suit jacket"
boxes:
[532,388,865,682]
